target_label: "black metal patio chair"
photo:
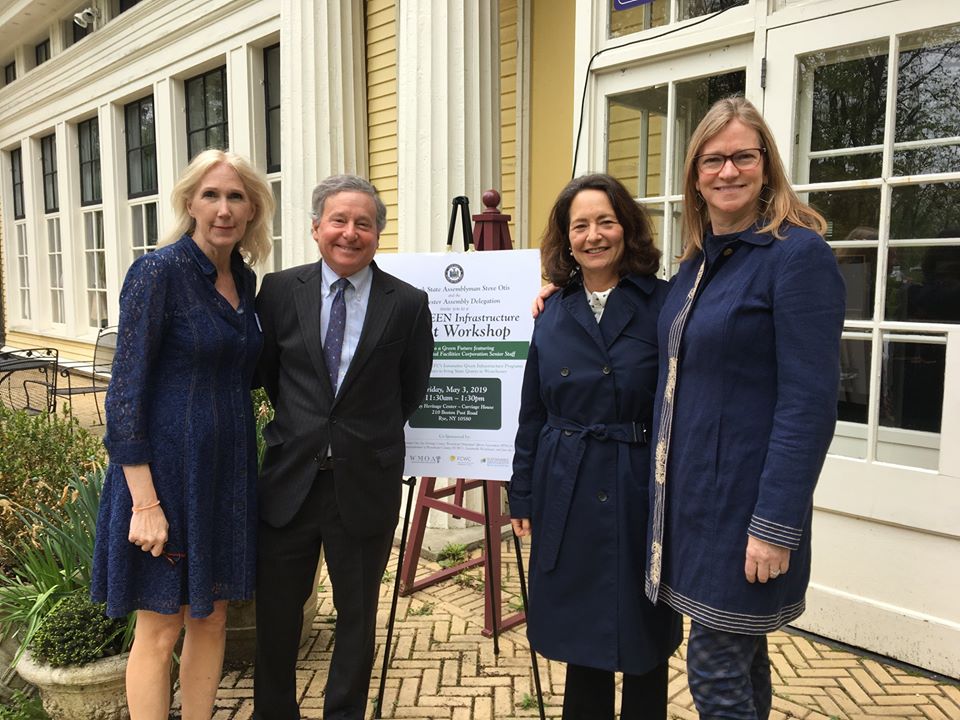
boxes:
[55,326,117,425]
[0,347,60,415]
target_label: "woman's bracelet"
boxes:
[131,499,161,513]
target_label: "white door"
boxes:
[763,0,960,677]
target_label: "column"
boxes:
[396,0,501,253]
[279,0,367,267]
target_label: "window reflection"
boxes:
[886,245,960,323]
[881,339,945,434]
[679,0,746,21]
[839,337,871,424]
[607,86,667,198]
[890,183,960,239]
[895,27,960,144]
[807,189,881,241]
[834,246,877,321]
[609,0,668,36]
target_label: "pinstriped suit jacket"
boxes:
[255,259,434,535]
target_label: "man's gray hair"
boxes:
[310,175,387,233]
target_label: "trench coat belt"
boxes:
[537,414,648,573]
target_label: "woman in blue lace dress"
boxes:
[92,149,274,720]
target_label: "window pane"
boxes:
[187,77,205,130]
[890,183,960,240]
[607,86,668,198]
[673,71,746,193]
[886,246,960,323]
[609,0,668,37]
[268,107,281,170]
[894,145,960,176]
[142,146,157,193]
[798,43,888,182]
[146,203,158,246]
[131,205,143,247]
[839,338,872,425]
[206,69,225,124]
[807,189,881,242]
[679,0,746,21]
[141,101,155,144]
[895,26,960,144]
[835,247,877,321]
[206,124,223,151]
[128,150,143,195]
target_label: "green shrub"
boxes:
[29,593,126,667]
[0,689,48,720]
[0,468,135,663]
[0,404,105,563]
[437,543,468,568]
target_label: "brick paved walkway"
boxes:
[189,543,959,720]
[57,392,958,719]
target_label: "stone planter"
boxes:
[15,650,129,720]
[0,631,32,702]
[224,554,324,663]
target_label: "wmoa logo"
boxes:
[444,263,464,284]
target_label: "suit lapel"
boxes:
[294,263,335,403]
[335,264,397,402]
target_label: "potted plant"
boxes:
[0,468,135,720]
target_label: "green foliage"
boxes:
[517,693,540,710]
[0,468,135,664]
[407,602,434,617]
[252,388,274,468]
[436,543,467,568]
[29,594,126,667]
[0,689,48,720]
[0,404,106,563]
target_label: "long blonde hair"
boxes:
[680,96,826,261]
[163,149,275,266]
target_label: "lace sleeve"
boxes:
[103,252,172,465]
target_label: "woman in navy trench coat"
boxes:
[510,174,681,720]
[645,97,845,719]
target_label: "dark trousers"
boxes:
[686,621,772,720]
[253,471,394,720]
[562,660,669,720]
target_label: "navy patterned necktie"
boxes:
[324,278,350,393]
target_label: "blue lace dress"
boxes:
[92,235,261,618]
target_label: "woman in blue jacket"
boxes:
[645,97,845,719]
[510,174,681,719]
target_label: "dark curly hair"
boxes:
[540,174,661,287]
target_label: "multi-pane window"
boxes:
[15,224,31,320]
[40,134,58,212]
[609,0,747,37]
[186,66,228,159]
[795,24,960,470]
[3,62,14,85]
[130,201,158,258]
[10,147,25,220]
[125,96,157,197]
[78,117,102,205]
[606,69,746,272]
[264,44,281,172]
[84,210,108,328]
[47,219,65,324]
[35,39,50,66]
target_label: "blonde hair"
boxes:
[163,149,275,266]
[680,96,826,261]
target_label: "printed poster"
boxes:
[376,249,541,481]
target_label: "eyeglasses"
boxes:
[695,148,765,174]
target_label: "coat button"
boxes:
[601,366,611,375]
[723,247,734,257]
[597,490,608,502]
[563,430,573,437]
[560,367,570,377]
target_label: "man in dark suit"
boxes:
[253,175,434,720]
